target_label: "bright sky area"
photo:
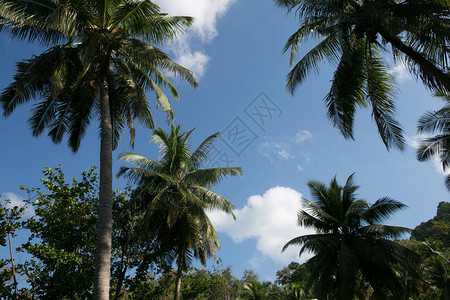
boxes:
[0,0,448,283]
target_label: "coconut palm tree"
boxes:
[283,174,420,299]
[243,280,281,300]
[117,124,242,300]
[0,1,197,298]
[417,92,450,191]
[274,0,450,151]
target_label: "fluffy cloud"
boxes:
[208,187,315,265]
[153,0,236,78]
[2,192,34,217]
[172,50,211,79]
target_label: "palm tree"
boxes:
[283,174,420,299]
[117,124,242,300]
[417,92,450,191]
[0,1,197,298]
[274,0,450,151]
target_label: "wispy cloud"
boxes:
[295,130,313,143]
[208,186,315,266]
[259,141,293,164]
[154,0,236,79]
[258,129,312,165]
[406,133,429,149]
[2,192,34,217]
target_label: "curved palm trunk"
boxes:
[93,75,113,300]
[377,28,450,91]
[8,231,18,299]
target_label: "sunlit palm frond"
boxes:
[191,185,235,219]
[365,45,405,150]
[117,152,162,171]
[188,132,220,170]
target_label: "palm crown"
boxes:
[117,124,242,299]
[0,0,197,151]
[283,174,420,299]
[275,0,450,151]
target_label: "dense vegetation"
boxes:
[0,167,448,299]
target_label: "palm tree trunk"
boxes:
[93,74,113,300]
[113,249,129,300]
[174,262,183,300]
[377,28,450,91]
[8,231,18,299]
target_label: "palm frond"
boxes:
[365,45,404,150]
[362,197,407,224]
[183,167,242,187]
[190,185,235,219]
[325,38,367,140]
[417,109,450,134]
[188,132,220,170]
[286,31,340,94]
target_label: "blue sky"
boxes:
[1,0,448,283]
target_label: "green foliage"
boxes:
[1,166,164,299]
[275,262,310,290]
[412,202,450,246]
[181,267,231,299]
[18,166,99,299]
[402,201,450,299]
[0,197,27,299]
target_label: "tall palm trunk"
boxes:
[94,72,113,300]
[174,257,184,300]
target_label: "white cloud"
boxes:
[154,0,236,79]
[208,187,315,265]
[2,192,34,217]
[155,0,236,42]
[406,133,429,149]
[297,165,304,172]
[174,50,211,79]
[390,63,412,83]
